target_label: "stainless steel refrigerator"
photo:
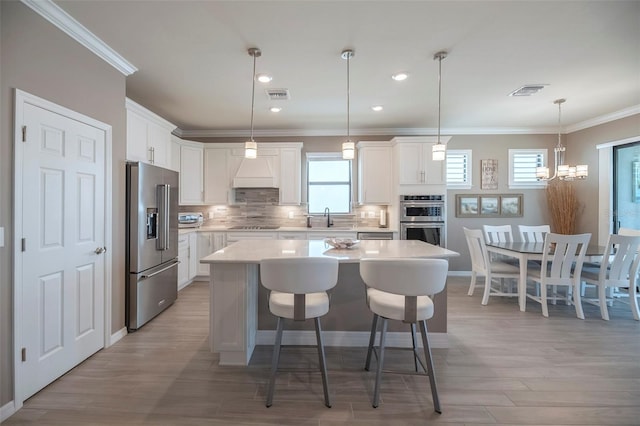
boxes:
[126,162,179,331]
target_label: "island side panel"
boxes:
[257,263,448,333]
[210,263,258,365]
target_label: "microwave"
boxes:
[178,212,204,228]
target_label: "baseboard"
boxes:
[448,271,471,277]
[256,330,448,348]
[1,400,17,422]
[109,327,127,346]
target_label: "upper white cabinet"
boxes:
[125,98,176,169]
[279,144,302,205]
[204,147,230,204]
[357,142,392,205]
[391,136,452,186]
[179,141,204,205]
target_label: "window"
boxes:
[447,150,472,188]
[307,153,352,214]
[509,149,547,188]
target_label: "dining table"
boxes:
[486,242,606,312]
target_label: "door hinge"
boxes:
[22,126,27,142]
[21,238,26,252]
[21,347,26,362]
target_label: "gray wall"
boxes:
[1,1,126,405]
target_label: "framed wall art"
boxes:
[455,193,523,217]
[481,159,498,190]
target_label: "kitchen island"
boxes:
[201,239,459,365]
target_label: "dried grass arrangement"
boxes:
[546,181,579,234]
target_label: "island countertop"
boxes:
[201,239,459,264]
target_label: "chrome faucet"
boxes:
[324,207,333,227]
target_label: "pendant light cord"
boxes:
[250,52,257,142]
[556,99,562,148]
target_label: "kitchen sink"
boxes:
[228,225,280,230]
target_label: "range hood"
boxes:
[232,157,278,188]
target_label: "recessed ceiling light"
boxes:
[371,105,383,112]
[257,74,272,83]
[392,72,409,81]
[269,106,282,113]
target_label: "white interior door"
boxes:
[20,102,106,399]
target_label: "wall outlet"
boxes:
[368,211,376,218]
[208,211,214,219]
[361,212,366,219]
[288,211,294,219]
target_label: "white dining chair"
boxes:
[517,224,550,243]
[464,227,520,305]
[260,257,339,408]
[360,258,448,413]
[582,234,640,320]
[483,224,514,244]
[527,232,591,318]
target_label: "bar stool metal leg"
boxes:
[314,317,331,408]
[266,316,284,408]
[419,320,441,414]
[364,314,378,371]
[410,323,419,372]
[372,317,388,408]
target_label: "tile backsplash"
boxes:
[179,188,387,228]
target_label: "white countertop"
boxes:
[201,239,458,264]
[180,226,396,234]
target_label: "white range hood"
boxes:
[232,157,278,188]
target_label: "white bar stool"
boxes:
[360,258,448,414]
[260,257,339,408]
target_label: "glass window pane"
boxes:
[308,185,350,213]
[308,161,350,182]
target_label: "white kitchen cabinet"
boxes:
[170,135,181,172]
[178,232,199,289]
[204,147,230,204]
[125,98,175,169]
[357,142,392,205]
[179,142,204,205]
[392,136,452,186]
[279,144,302,205]
[307,231,358,240]
[197,231,227,276]
[278,232,308,240]
[226,232,278,243]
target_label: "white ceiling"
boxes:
[55,0,640,137]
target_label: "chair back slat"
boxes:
[518,224,551,243]
[464,227,489,274]
[483,225,513,244]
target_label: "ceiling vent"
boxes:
[265,88,290,101]
[509,84,548,97]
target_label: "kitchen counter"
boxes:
[179,226,396,234]
[201,239,458,365]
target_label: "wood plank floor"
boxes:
[6,277,640,425]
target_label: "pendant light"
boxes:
[535,99,588,181]
[245,47,261,159]
[432,51,447,161]
[341,49,355,160]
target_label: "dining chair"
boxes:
[581,234,640,320]
[464,227,520,305]
[260,257,339,408]
[483,224,514,244]
[360,258,448,413]
[517,224,550,243]
[527,232,591,318]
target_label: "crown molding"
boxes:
[21,0,137,76]
[175,126,559,138]
[565,104,640,133]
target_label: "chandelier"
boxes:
[341,49,355,160]
[244,47,261,159]
[536,98,588,181]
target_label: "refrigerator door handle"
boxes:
[140,260,179,280]
[157,184,171,251]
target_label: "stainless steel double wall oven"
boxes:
[399,195,445,247]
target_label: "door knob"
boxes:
[94,247,107,254]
